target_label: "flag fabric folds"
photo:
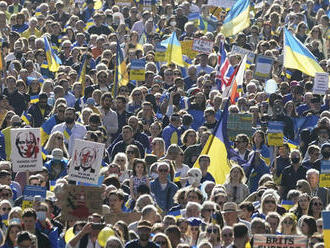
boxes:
[160,32,184,67]
[21,111,32,126]
[112,41,129,97]
[77,52,88,95]
[284,28,324,77]
[227,55,247,104]
[136,32,147,51]
[193,102,231,184]
[322,211,330,248]
[30,95,39,104]
[221,0,250,37]
[44,36,62,72]
[40,115,57,145]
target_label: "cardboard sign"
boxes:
[231,45,255,66]
[267,121,284,146]
[319,160,330,187]
[313,72,329,95]
[155,44,167,62]
[61,184,104,220]
[130,59,146,81]
[105,212,141,225]
[207,0,235,9]
[227,113,253,141]
[115,0,132,6]
[68,139,104,184]
[254,234,308,248]
[10,128,43,172]
[254,55,274,79]
[192,38,214,55]
[22,185,47,209]
[181,40,198,59]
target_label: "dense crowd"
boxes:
[0,0,328,247]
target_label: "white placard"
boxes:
[231,45,255,64]
[313,72,329,95]
[68,139,105,184]
[10,128,43,172]
[208,0,236,9]
[192,38,214,55]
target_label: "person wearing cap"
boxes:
[222,202,251,230]
[125,220,158,248]
[27,93,52,128]
[44,148,68,181]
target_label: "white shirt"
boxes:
[98,107,118,136]
[51,122,87,155]
[131,20,145,36]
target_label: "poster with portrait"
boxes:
[10,128,43,172]
[67,139,105,184]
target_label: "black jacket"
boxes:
[28,103,52,127]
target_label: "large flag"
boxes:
[221,0,250,37]
[136,32,147,51]
[322,211,330,248]
[284,28,324,77]
[112,41,129,97]
[160,32,184,67]
[77,52,88,95]
[44,36,61,72]
[193,102,231,184]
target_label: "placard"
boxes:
[22,185,47,209]
[322,211,330,248]
[207,0,235,9]
[10,128,43,172]
[319,160,330,187]
[227,113,253,141]
[254,234,308,248]
[61,185,104,221]
[254,55,274,79]
[130,59,146,81]
[155,44,167,62]
[105,212,141,225]
[114,0,132,6]
[231,45,255,66]
[267,121,284,146]
[313,72,329,95]
[192,38,214,55]
[67,139,104,184]
[181,40,198,59]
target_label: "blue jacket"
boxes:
[247,159,270,193]
[162,124,181,149]
[150,178,178,212]
[44,159,68,180]
[36,221,58,248]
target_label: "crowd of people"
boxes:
[0,0,328,247]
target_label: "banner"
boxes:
[227,113,253,141]
[267,121,284,146]
[61,184,104,220]
[192,38,214,54]
[105,212,141,225]
[10,128,43,172]
[67,139,104,184]
[231,45,255,66]
[207,0,235,8]
[114,0,132,6]
[22,185,47,209]
[155,44,167,62]
[254,234,308,248]
[181,40,198,59]
[322,211,330,248]
[313,72,329,95]
[129,59,146,81]
[320,160,330,187]
[254,55,274,79]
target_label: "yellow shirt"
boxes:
[21,28,42,38]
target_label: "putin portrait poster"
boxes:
[10,128,43,172]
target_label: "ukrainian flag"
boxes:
[221,0,250,37]
[0,48,3,70]
[41,147,48,160]
[112,41,129,97]
[322,211,330,248]
[193,102,231,184]
[173,171,181,183]
[84,18,95,31]
[281,200,294,211]
[30,95,39,104]
[41,115,57,145]
[21,111,32,126]
[136,32,147,51]
[50,180,56,192]
[77,52,87,95]
[168,209,182,219]
[160,32,184,67]
[284,28,324,77]
[44,36,62,72]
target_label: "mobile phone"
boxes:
[92,223,106,230]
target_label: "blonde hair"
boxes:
[44,131,69,158]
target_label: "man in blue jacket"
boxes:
[150,162,178,212]
[162,113,182,149]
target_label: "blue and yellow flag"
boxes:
[221,0,250,37]
[84,18,95,31]
[281,200,294,211]
[77,52,88,95]
[168,209,182,219]
[322,211,330,248]
[112,41,129,97]
[21,111,32,126]
[44,36,62,72]
[173,171,181,183]
[30,95,39,104]
[136,32,147,51]
[284,28,324,77]
[194,102,231,184]
[160,32,184,67]
[40,115,57,145]
[50,180,56,192]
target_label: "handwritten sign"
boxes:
[22,185,46,209]
[313,72,329,95]
[254,234,307,248]
[231,45,255,66]
[227,113,253,141]
[130,59,146,81]
[207,0,236,9]
[192,38,214,55]
[181,40,198,59]
[320,160,330,187]
[155,44,167,62]
[267,121,284,146]
[254,55,273,79]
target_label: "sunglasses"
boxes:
[158,169,168,173]
[283,220,293,225]
[264,200,275,204]
[156,241,167,245]
[313,202,322,206]
[56,137,63,140]
[207,228,218,234]
[222,233,233,237]
[1,193,11,197]
[2,207,11,211]
[203,208,214,212]
[126,151,135,154]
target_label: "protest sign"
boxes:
[188,12,200,27]
[313,72,329,95]
[227,113,253,141]
[67,139,104,184]
[62,184,104,220]
[322,211,330,248]
[192,38,214,54]
[231,45,255,66]
[105,212,141,225]
[181,40,198,59]
[114,0,131,6]
[207,0,235,9]
[10,128,43,172]
[130,59,146,81]
[155,44,167,62]
[253,234,308,248]
[22,185,47,209]
[319,160,330,187]
[267,121,284,146]
[254,55,274,79]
